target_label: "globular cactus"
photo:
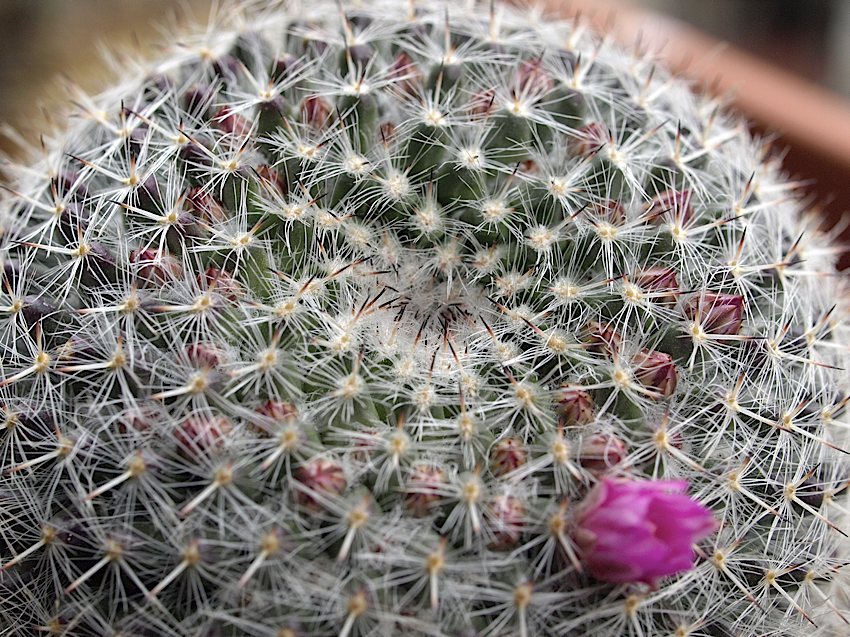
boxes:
[1,0,849,635]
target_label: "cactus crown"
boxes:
[1,1,848,635]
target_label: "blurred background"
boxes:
[1,0,848,262]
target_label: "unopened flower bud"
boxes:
[648,189,693,224]
[129,248,183,286]
[556,387,595,426]
[579,433,628,475]
[176,416,233,455]
[685,293,745,336]
[405,464,446,517]
[490,438,527,476]
[633,348,678,398]
[199,267,242,301]
[487,494,525,550]
[295,457,347,509]
[572,122,608,157]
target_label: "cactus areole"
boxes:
[1,1,848,635]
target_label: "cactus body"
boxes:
[1,1,848,635]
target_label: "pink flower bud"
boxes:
[295,457,347,510]
[213,106,251,137]
[185,343,224,369]
[490,438,527,476]
[635,267,679,304]
[186,187,227,224]
[199,267,242,301]
[389,52,420,95]
[593,200,626,226]
[257,400,298,423]
[584,321,621,356]
[516,58,553,95]
[685,293,745,336]
[405,464,446,517]
[572,122,608,157]
[579,433,628,475]
[176,416,233,455]
[468,89,496,117]
[300,95,332,129]
[575,478,716,585]
[487,494,525,550]
[632,348,678,398]
[647,189,693,224]
[255,164,287,195]
[556,387,595,426]
[129,248,183,286]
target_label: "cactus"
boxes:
[1,0,848,635]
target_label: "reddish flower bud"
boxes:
[176,416,233,455]
[255,164,287,195]
[379,121,397,143]
[388,52,420,95]
[405,464,446,517]
[249,400,299,436]
[271,53,300,83]
[584,321,621,356]
[648,189,693,224]
[300,95,332,129]
[572,122,608,157]
[295,457,347,509]
[635,267,679,304]
[487,494,525,550]
[186,187,227,224]
[556,387,595,426]
[199,267,242,301]
[129,248,183,286]
[468,89,496,117]
[516,58,553,95]
[593,200,626,226]
[185,343,224,369]
[579,433,628,475]
[633,348,678,398]
[213,106,251,137]
[490,438,527,476]
[685,293,745,336]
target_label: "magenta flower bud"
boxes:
[129,248,183,286]
[490,437,527,476]
[271,53,300,83]
[579,433,628,475]
[556,387,595,426]
[575,478,716,585]
[685,293,745,336]
[405,464,446,517]
[632,348,678,398]
[295,457,347,510]
[257,400,298,423]
[487,494,525,550]
[572,122,608,157]
[647,189,693,224]
[635,267,679,304]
